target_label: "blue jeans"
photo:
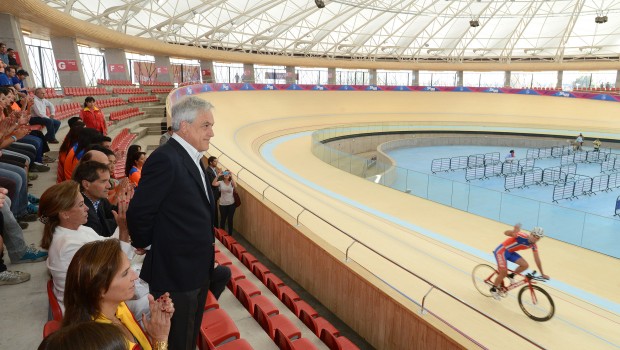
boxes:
[29,116,61,141]
[0,165,27,217]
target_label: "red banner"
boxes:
[108,64,126,73]
[201,69,211,76]
[156,66,169,74]
[55,59,79,71]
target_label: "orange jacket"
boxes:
[80,107,107,135]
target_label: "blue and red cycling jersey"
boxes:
[494,232,537,269]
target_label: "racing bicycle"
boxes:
[472,264,555,322]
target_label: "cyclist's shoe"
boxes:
[490,287,501,301]
[507,273,516,285]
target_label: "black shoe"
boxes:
[18,221,29,229]
[30,163,50,173]
[17,213,37,222]
[48,139,60,144]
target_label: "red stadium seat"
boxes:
[236,282,278,317]
[199,309,240,348]
[204,291,219,311]
[47,280,62,321]
[43,320,61,338]
[282,294,318,319]
[299,309,339,338]
[275,329,319,350]
[255,304,301,341]
[320,330,360,350]
[240,252,258,271]
[252,262,271,284]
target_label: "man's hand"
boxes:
[0,187,8,208]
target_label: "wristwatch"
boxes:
[10,135,17,142]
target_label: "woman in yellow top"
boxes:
[62,239,174,350]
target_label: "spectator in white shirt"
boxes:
[30,88,61,144]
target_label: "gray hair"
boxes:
[171,96,214,131]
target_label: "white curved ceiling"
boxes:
[40,0,620,63]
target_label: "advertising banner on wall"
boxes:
[108,64,126,73]
[55,59,79,71]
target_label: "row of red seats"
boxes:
[216,228,358,350]
[128,96,159,103]
[109,107,144,121]
[64,87,110,97]
[97,79,133,86]
[150,88,173,94]
[55,102,82,120]
[141,81,174,86]
[111,129,137,179]
[97,97,128,109]
[44,88,65,99]
[112,87,147,95]
[199,262,254,350]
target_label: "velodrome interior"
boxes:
[2,0,620,349]
[197,89,620,349]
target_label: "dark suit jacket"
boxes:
[127,138,215,292]
[83,194,117,237]
[205,164,221,201]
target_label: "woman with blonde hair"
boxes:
[39,180,149,317]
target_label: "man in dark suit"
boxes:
[127,96,216,350]
[72,158,119,238]
[205,155,220,228]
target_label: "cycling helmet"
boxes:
[530,227,544,238]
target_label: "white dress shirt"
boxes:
[171,133,210,202]
[31,96,55,118]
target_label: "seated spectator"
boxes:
[101,136,112,149]
[124,145,141,174]
[38,322,127,350]
[72,160,131,238]
[63,128,106,181]
[38,181,149,317]
[125,151,146,187]
[6,49,18,67]
[86,145,120,202]
[57,122,85,183]
[0,187,31,286]
[0,43,7,66]
[62,239,173,350]
[504,150,515,162]
[30,88,61,143]
[159,126,173,146]
[79,97,107,135]
[0,189,47,264]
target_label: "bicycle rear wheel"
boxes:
[518,285,555,322]
[472,264,497,297]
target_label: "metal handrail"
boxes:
[208,144,544,349]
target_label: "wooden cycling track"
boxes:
[194,89,620,349]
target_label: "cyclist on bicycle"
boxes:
[490,224,549,300]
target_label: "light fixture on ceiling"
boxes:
[21,30,31,36]
[315,0,326,9]
[595,10,608,23]
[595,15,608,23]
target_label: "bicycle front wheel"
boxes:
[472,264,497,297]
[518,285,555,322]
